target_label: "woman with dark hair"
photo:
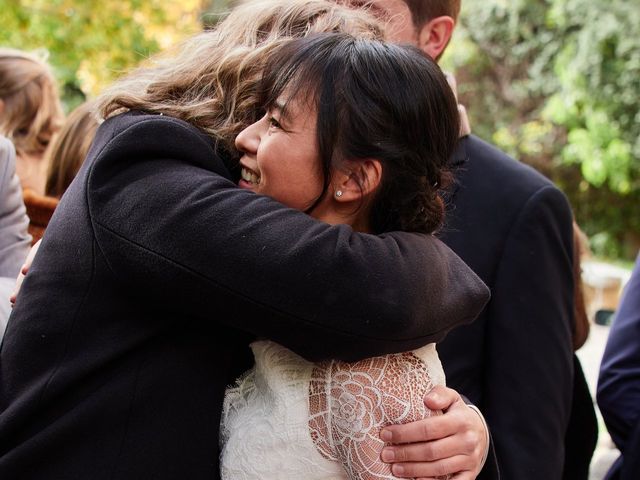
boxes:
[221,33,471,479]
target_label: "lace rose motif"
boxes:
[331,370,385,442]
[309,351,444,480]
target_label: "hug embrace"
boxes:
[0,1,504,479]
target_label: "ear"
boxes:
[332,158,382,203]
[416,15,455,60]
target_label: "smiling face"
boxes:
[234,95,326,212]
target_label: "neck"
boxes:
[310,202,372,233]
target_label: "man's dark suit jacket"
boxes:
[603,419,640,480]
[0,112,489,479]
[437,134,576,480]
[598,253,640,480]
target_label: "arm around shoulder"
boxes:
[87,115,489,362]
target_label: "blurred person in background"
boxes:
[0,48,64,195]
[564,220,598,480]
[0,135,31,338]
[45,100,99,199]
[18,101,100,244]
[598,252,640,480]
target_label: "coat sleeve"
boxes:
[0,136,31,279]
[597,253,640,452]
[483,185,574,480]
[87,116,489,362]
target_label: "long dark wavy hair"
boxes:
[259,33,460,234]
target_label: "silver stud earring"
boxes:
[335,190,343,198]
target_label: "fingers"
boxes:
[381,404,471,445]
[380,391,487,478]
[10,271,25,307]
[382,432,478,464]
[10,239,41,307]
[380,386,487,478]
[424,385,461,411]
[386,454,474,479]
[419,472,477,480]
[381,416,451,444]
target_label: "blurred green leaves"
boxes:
[0,0,206,109]
[449,0,640,259]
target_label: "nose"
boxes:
[235,118,261,155]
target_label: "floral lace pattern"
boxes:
[309,349,446,479]
[220,341,447,480]
[220,341,345,479]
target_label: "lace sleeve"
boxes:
[308,351,446,480]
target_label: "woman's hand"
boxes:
[380,385,489,480]
[10,239,41,307]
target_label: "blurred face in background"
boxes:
[345,0,455,60]
[348,0,417,44]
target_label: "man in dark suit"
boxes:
[598,253,640,480]
[344,1,576,478]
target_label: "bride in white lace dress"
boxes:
[220,33,482,479]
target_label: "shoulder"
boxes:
[87,111,231,182]
[83,111,234,225]
[454,135,571,216]
[460,135,553,191]
[442,135,573,273]
[99,110,210,139]
[95,112,217,161]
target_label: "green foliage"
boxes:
[449,0,640,260]
[545,0,639,194]
[0,0,206,110]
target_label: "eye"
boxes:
[268,116,282,130]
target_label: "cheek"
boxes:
[280,164,325,210]
[265,151,325,210]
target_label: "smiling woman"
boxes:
[221,32,462,480]
[236,31,457,235]
[236,96,323,212]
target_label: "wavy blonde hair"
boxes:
[97,0,384,151]
[0,48,64,156]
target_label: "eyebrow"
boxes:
[271,99,292,124]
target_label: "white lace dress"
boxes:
[220,340,446,479]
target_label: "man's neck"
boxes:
[445,73,471,137]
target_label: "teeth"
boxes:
[241,167,261,185]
